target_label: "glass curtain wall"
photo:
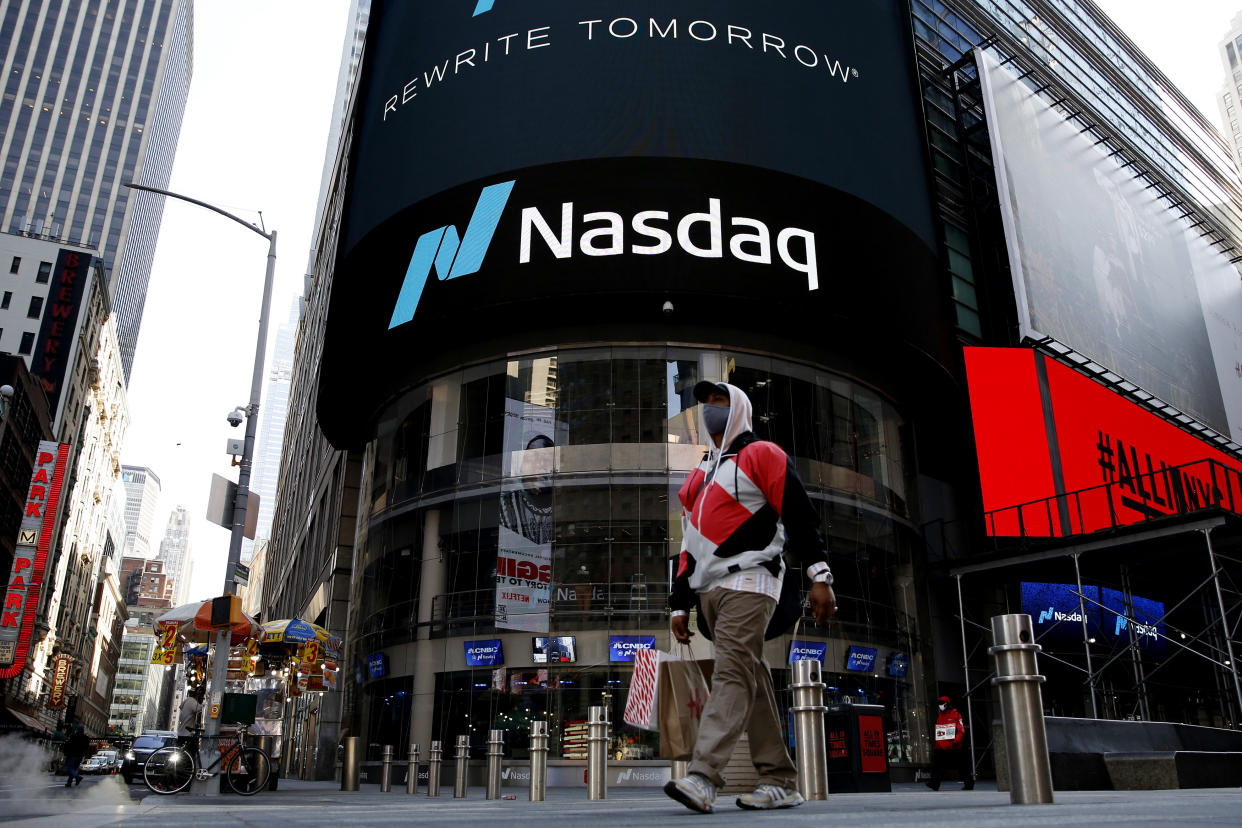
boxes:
[351,346,930,767]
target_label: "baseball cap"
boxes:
[692,381,730,404]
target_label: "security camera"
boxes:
[226,407,246,428]
[662,300,674,314]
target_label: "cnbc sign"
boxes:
[388,180,819,330]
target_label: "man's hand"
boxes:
[671,614,694,644]
[810,582,837,625]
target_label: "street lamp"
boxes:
[125,182,276,795]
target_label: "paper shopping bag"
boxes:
[657,655,714,760]
[623,647,664,731]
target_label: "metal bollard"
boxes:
[380,745,393,792]
[791,659,829,801]
[486,729,504,799]
[340,736,360,792]
[529,721,548,802]
[989,614,1054,805]
[427,740,441,797]
[454,735,469,799]
[586,705,609,800]
[407,743,420,795]
[670,759,688,780]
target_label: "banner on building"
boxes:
[33,250,92,424]
[0,441,72,678]
[47,654,72,709]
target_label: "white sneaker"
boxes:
[664,773,717,814]
[736,783,806,810]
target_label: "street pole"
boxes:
[125,182,276,796]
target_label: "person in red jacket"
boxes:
[927,695,974,790]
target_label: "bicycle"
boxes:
[142,724,272,796]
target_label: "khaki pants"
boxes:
[688,588,797,788]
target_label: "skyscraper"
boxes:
[120,465,160,559]
[0,0,194,379]
[241,299,298,565]
[1216,11,1242,172]
[156,505,192,605]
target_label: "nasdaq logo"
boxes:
[388,180,515,329]
[473,0,494,16]
[1037,606,1084,625]
[1114,615,1159,640]
[1038,606,1055,625]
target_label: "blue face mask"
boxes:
[703,403,730,436]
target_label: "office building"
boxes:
[156,505,192,605]
[120,465,160,560]
[267,1,1242,783]
[1218,11,1242,173]
[0,0,194,378]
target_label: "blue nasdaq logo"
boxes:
[388,180,515,329]
[474,0,495,15]
[609,635,656,663]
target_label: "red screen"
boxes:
[965,347,1242,536]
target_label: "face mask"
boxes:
[939,703,947,712]
[703,403,730,436]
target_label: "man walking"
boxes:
[665,381,836,813]
[62,725,89,787]
[927,695,974,791]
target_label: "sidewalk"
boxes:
[7,778,1242,827]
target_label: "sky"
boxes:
[117,1,1242,606]
[1095,0,1238,130]
[121,1,350,603]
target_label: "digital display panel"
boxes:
[965,347,1242,537]
[318,1,943,446]
[367,652,388,679]
[788,640,828,664]
[977,49,1242,440]
[844,646,877,673]
[1022,581,1165,656]
[887,653,910,677]
[609,635,656,663]
[533,636,577,664]
[464,639,505,666]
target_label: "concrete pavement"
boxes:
[3,776,1242,827]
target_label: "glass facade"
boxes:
[351,345,932,767]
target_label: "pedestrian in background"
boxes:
[664,381,836,813]
[62,725,89,787]
[927,695,974,791]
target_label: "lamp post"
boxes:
[125,182,276,795]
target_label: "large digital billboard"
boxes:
[318,1,942,445]
[965,347,1242,536]
[1021,582,1165,656]
[976,49,1242,443]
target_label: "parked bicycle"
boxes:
[142,724,272,796]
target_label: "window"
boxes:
[26,296,42,319]
[18,332,34,354]
[8,257,19,274]
[35,261,51,283]
[0,292,10,310]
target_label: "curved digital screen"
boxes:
[320,0,940,445]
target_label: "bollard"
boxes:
[670,759,688,780]
[529,721,548,802]
[454,735,469,799]
[486,729,504,799]
[586,705,609,800]
[791,659,829,801]
[340,736,360,792]
[380,745,393,792]
[989,614,1054,805]
[407,743,420,795]
[427,740,442,797]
